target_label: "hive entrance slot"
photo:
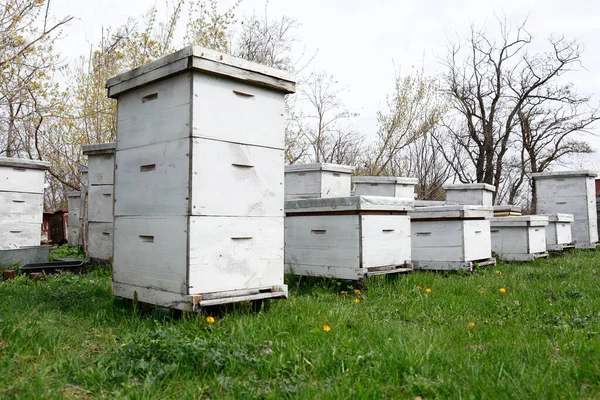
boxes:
[139,235,154,243]
[233,90,255,97]
[140,164,156,172]
[142,93,158,103]
[12,199,25,203]
[311,229,327,234]
[382,229,395,233]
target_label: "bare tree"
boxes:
[443,17,589,202]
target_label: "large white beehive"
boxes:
[490,216,549,261]
[443,183,496,206]
[107,46,295,310]
[531,170,598,248]
[83,143,116,261]
[285,196,413,280]
[0,157,49,250]
[409,205,495,271]
[352,176,418,199]
[284,163,354,200]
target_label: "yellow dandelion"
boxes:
[340,290,348,295]
[468,322,476,328]
[425,288,432,293]
[206,316,215,324]
[478,289,485,294]
[354,289,361,294]
[323,325,331,332]
[496,271,503,276]
[354,297,361,304]
[499,288,507,294]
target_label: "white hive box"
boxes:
[83,143,115,261]
[493,205,522,217]
[543,213,574,251]
[107,46,295,311]
[444,183,496,206]
[409,205,495,271]
[67,191,81,246]
[285,196,413,280]
[0,158,49,250]
[285,163,354,200]
[490,216,549,261]
[532,170,598,248]
[352,176,418,198]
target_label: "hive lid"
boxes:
[106,46,296,97]
[531,170,597,179]
[83,142,116,156]
[414,200,456,207]
[409,205,493,219]
[443,183,496,192]
[352,176,419,185]
[490,215,549,227]
[542,213,575,223]
[285,196,414,213]
[0,157,50,170]
[285,163,355,174]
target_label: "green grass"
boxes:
[2,251,600,399]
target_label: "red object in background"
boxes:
[596,179,600,197]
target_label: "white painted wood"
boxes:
[490,217,549,261]
[360,215,411,267]
[0,165,46,194]
[188,216,284,293]
[409,205,493,220]
[87,153,115,185]
[493,205,522,216]
[352,177,418,199]
[87,222,114,261]
[411,219,492,266]
[191,139,283,217]
[444,183,495,206]
[192,73,286,150]
[113,216,188,294]
[534,171,598,246]
[114,138,190,216]
[116,73,192,150]
[284,163,354,200]
[67,192,81,229]
[88,185,114,223]
[67,226,80,246]
[0,192,43,224]
[0,222,41,249]
[285,195,413,213]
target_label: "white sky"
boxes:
[50,0,600,170]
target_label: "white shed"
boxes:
[531,170,598,248]
[352,176,418,199]
[0,157,49,250]
[107,46,295,311]
[284,196,413,280]
[284,163,354,200]
[490,216,549,261]
[443,183,496,206]
[83,143,116,261]
[409,205,495,271]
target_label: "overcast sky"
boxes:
[51,0,600,170]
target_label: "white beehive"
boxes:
[285,196,413,280]
[284,163,354,200]
[490,216,549,261]
[409,205,495,271]
[0,157,49,250]
[532,170,598,248]
[543,213,574,251]
[67,191,81,246]
[444,183,496,206]
[107,46,295,310]
[493,205,522,217]
[83,143,115,261]
[352,176,418,198]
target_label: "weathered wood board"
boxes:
[490,216,549,261]
[352,176,418,198]
[0,192,44,224]
[88,185,114,223]
[443,183,496,206]
[284,163,354,200]
[543,214,574,251]
[87,222,114,261]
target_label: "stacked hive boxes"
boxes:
[532,171,598,248]
[107,46,295,310]
[83,143,116,261]
[0,158,49,249]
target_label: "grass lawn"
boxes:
[1,250,600,399]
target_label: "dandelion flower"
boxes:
[468,322,475,328]
[477,289,484,294]
[354,289,361,294]
[499,288,507,294]
[206,316,215,324]
[425,288,432,293]
[340,290,348,295]
[323,325,331,332]
[354,297,361,304]
[496,271,503,276]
